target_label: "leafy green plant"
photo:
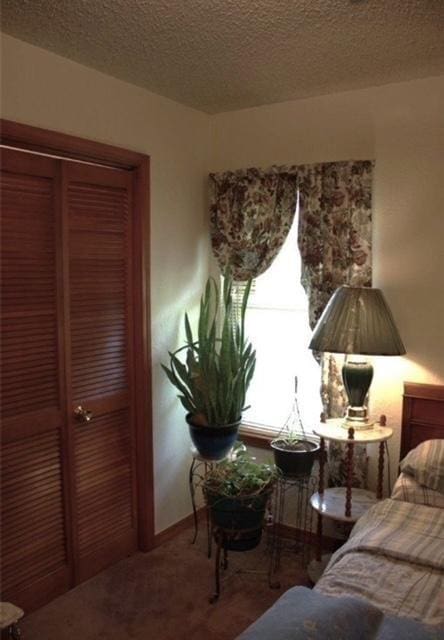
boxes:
[272,432,310,449]
[271,434,316,452]
[203,446,279,498]
[162,269,256,426]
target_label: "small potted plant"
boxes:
[203,446,279,551]
[162,269,256,460]
[270,377,320,477]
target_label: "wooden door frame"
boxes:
[1,118,155,552]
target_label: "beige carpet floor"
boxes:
[21,526,312,640]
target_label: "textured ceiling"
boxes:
[2,0,444,113]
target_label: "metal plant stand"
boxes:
[210,521,280,604]
[189,447,232,558]
[270,473,317,572]
[189,446,281,602]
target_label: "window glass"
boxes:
[242,202,322,432]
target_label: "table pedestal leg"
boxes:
[316,512,323,562]
[316,436,326,561]
[377,441,385,500]
[345,428,355,519]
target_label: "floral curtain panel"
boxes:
[209,160,374,487]
[297,161,373,328]
[209,167,298,280]
[297,160,373,487]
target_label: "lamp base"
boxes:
[341,358,374,430]
[341,409,375,430]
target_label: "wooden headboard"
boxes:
[400,382,444,459]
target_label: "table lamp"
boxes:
[309,286,406,429]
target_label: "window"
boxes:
[239,200,322,434]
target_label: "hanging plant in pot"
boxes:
[203,446,279,551]
[162,269,256,460]
[270,377,320,477]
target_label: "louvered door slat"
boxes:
[1,162,59,416]
[0,430,69,603]
[3,492,67,524]
[65,162,137,582]
[2,485,63,517]
[2,515,65,555]
[0,148,71,611]
[6,552,67,595]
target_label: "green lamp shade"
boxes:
[309,286,406,428]
[309,286,406,356]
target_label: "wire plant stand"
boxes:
[190,445,282,602]
[268,376,319,570]
[210,514,281,603]
[269,473,318,573]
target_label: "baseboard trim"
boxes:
[154,507,206,547]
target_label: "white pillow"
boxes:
[400,439,444,493]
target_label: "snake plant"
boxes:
[162,269,256,426]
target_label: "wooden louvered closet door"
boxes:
[64,162,137,582]
[1,148,139,610]
[0,148,72,609]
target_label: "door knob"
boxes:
[74,405,93,423]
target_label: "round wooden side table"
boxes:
[310,416,393,564]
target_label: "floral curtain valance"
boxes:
[209,166,298,281]
[209,161,372,287]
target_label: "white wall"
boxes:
[1,34,212,534]
[210,76,444,486]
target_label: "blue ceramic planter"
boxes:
[186,414,240,460]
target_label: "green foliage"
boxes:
[203,446,279,498]
[272,430,306,447]
[161,268,256,426]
